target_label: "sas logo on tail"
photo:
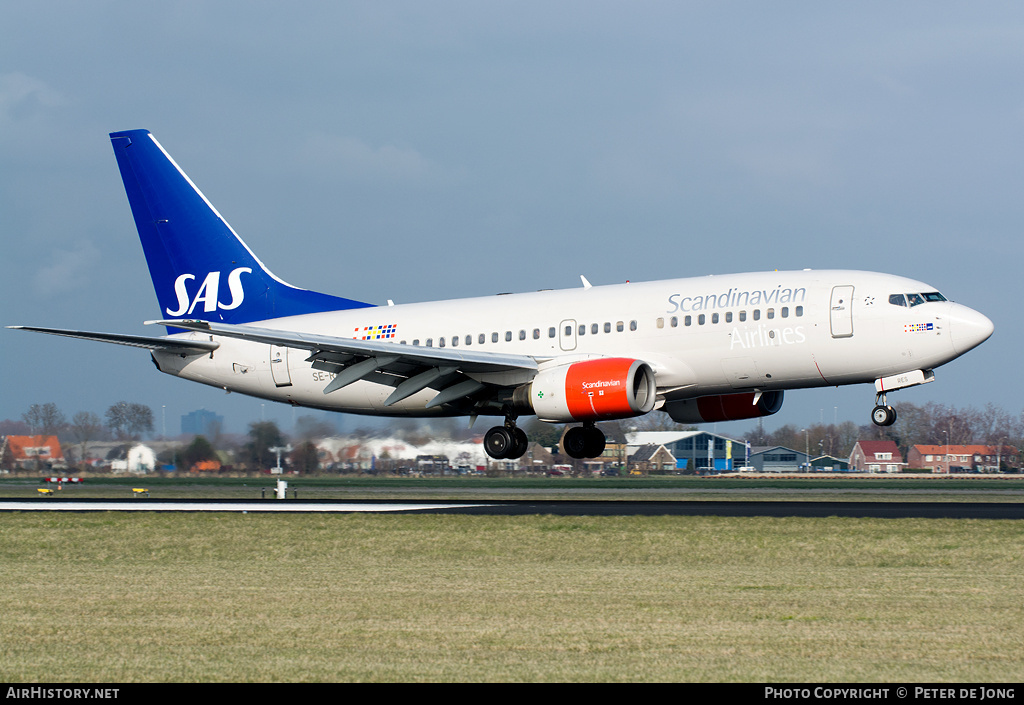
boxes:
[166,267,253,316]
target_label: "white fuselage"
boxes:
[153,269,992,418]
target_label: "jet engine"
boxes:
[664,390,784,424]
[514,357,657,423]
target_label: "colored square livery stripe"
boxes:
[905,323,934,333]
[354,324,397,340]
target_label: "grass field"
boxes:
[2,510,1023,682]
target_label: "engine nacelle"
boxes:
[516,358,657,423]
[664,390,784,424]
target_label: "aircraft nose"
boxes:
[947,303,994,355]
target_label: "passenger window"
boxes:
[753,310,761,321]
[505,331,512,342]
[519,330,526,341]
[630,320,637,331]
[578,324,586,336]
[739,311,747,322]
[466,334,473,345]
[451,336,458,347]
[670,317,678,328]
[796,306,803,317]
[492,332,499,343]
[617,321,624,332]
[548,327,556,338]
[413,339,420,346]
[604,322,611,333]
[564,325,573,336]
[439,338,446,348]
[685,315,692,326]
[725,312,732,323]
[479,333,485,344]
[711,313,719,324]
[767,308,775,320]
[533,328,540,340]
[781,307,788,318]
[591,323,599,334]
[656,318,664,329]
[698,314,705,325]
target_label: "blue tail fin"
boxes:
[109,130,373,329]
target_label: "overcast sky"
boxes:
[2,2,1021,437]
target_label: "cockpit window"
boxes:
[889,291,947,307]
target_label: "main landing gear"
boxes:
[871,392,897,427]
[484,415,529,460]
[562,422,606,460]
[483,417,609,461]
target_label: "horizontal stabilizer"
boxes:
[8,326,219,354]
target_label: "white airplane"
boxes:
[10,130,994,460]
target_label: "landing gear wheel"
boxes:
[511,428,529,459]
[485,427,514,459]
[583,426,606,458]
[563,427,589,459]
[871,405,897,427]
[484,419,530,460]
[563,425,607,459]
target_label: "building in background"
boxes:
[747,446,813,473]
[907,444,1018,473]
[181,409,224,437]
[626,431,746,473]
[810,455,850,472]
[3,435,65,471]
[849,440,905,473]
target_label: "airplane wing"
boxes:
[150,319,541,410]
[7,326,220,354]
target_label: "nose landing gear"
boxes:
[871,392,897,427]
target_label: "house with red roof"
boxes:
[3,435,65,470]
[849,440,904,473]
[906,445,1017,473]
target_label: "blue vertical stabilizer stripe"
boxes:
[109,130,373,331]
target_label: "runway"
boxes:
[0,499,486,513]
[2,498,1023,519]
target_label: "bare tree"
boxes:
[68,411,104,470]
[294,415,336,441]
[105,402,154,440]
[625,410,695,433]
[22,403,66,436]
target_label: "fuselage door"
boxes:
[559,319,577,351]
[830,286,854,338]
[270,345,292,387]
